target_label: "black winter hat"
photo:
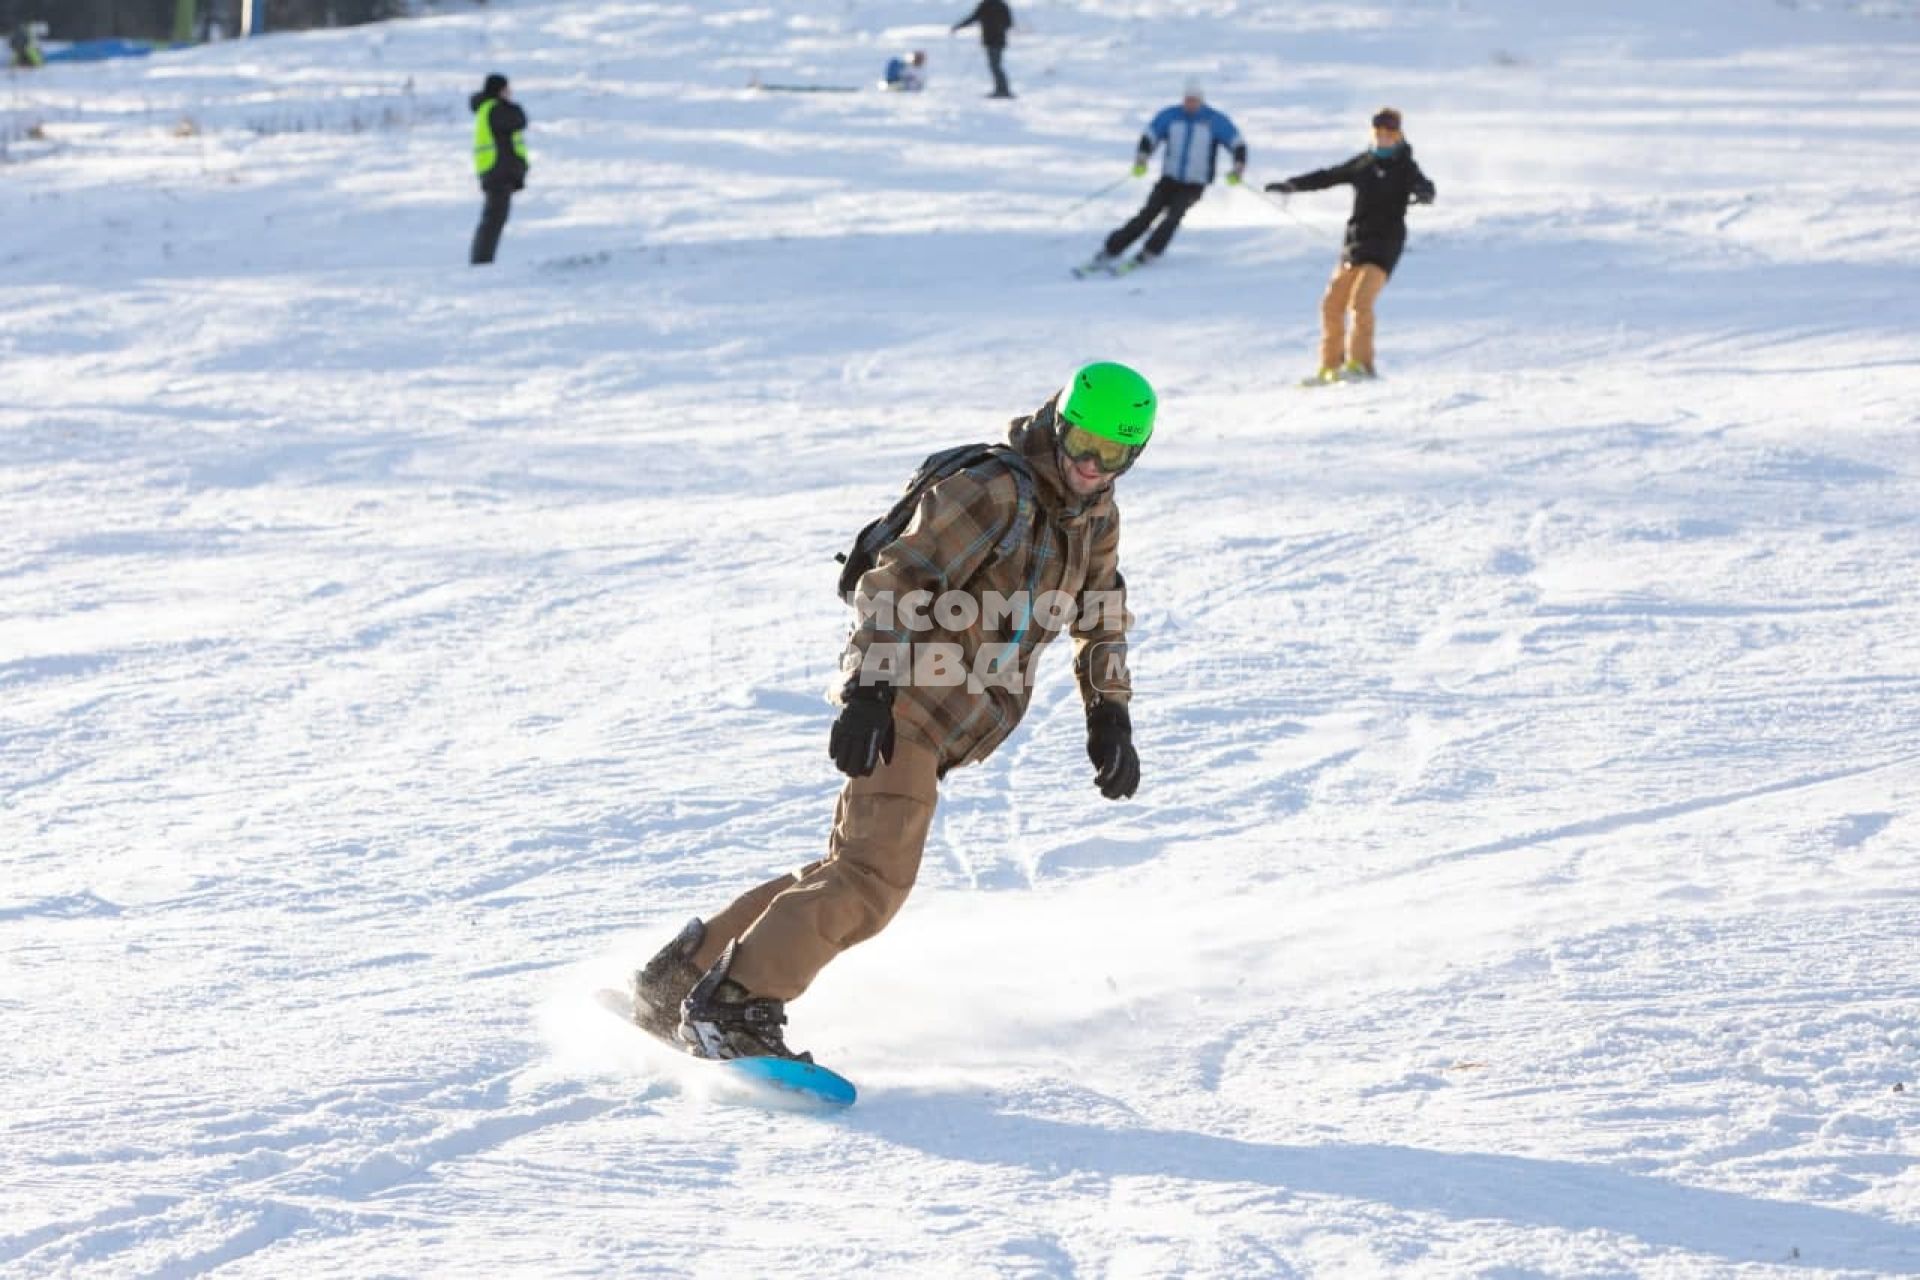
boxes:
[483,72,509,96]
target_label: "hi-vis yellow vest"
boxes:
[472,99,527,176]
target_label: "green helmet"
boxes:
[1058,361,1156,448]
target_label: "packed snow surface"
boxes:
[4,0,1919,1274]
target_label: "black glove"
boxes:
[1264,180,1296,195]
[1086,701,1139,800]
[830,684,896,778]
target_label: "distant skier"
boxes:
[882,50,928,92]
[468,72,528,266]
[9,24,44,68]
[1267,107,1435,383]
[632,362,1155,1061]
[1082,80,1247,275]
[950,0,1013,99]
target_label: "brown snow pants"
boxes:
[1319,260,1389,371]
[691,735,941,1001]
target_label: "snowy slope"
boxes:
[4,0,1919,1274]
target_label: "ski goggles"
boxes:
[1060,424,1141,475]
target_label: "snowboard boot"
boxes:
[1341,358,1377,380]
[678,942,810,1062]
[631,918,706,1042]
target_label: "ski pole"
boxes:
[1250,183,1324,234]
[1056,175,1129,221]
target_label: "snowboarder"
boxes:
[1266,107,1435,383]
[950,0,1013,99]
[632,362,1154,1061]
[468,72,528,266]
[1082,80,1247,275]
[882,50,928,92]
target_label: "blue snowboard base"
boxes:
[594,988,857,1110]
[720,1055,858,1109]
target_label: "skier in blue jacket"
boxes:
[1085,80,1247,273]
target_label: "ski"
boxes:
[1299,372,1381,388]
[1071,255,1149,280]
[746,75,861,93]
[1300,355,1381,388]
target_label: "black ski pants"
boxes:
[1105,177,1205,261]
[471,185,514,265]
[985,44,1011,97]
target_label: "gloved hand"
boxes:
[1085,701,1139,800]
[1225,170,1243,186]
[1130,162,1148,178]
[1264,180,1295,195]
[830,684,896,778]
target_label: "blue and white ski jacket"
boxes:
[1139,104,1247,185]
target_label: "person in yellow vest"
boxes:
[469,72,528,266]
[9,24,44,68]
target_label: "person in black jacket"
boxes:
[1268,107,1435,382]
[951,0,1014,99]
[469,72,529,266]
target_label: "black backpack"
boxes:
[836,444,1036,603]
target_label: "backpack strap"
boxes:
[979,446,1036,568]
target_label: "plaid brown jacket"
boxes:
[842,397,1133,771]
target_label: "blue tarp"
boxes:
[42,39,180,63]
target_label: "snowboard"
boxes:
[594,988,857,1110]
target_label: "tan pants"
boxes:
[692,735,941,1001]
[1319,261,1389,371]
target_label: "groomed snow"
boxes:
[3,0,1918,1274]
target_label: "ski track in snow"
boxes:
[3,0,1919,1275]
